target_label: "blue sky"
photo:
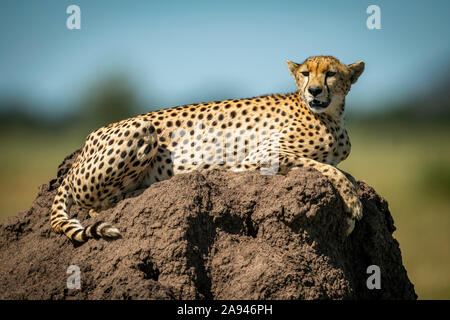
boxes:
[0,0,449,115]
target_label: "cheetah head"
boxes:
[286,56,364,114]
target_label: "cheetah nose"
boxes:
[308,86,323,97]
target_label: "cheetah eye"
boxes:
[301,71,309,77]
[326,71,336,77]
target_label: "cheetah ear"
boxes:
[348,61,365,84]
[286,60,300,77]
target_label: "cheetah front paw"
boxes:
[343,196,363,235]
[347,197,363,220]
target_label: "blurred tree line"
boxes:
[350,62,450,124]
[0,72,143,133]
[1,66,449,132]
[76,73,141,129]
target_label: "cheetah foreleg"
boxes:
[282,156,363,235]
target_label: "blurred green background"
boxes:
[1,0,449,299]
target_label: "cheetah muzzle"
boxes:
[308,99,330,111]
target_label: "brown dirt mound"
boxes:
[0,151,417,299]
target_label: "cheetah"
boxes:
[50,55,365,243]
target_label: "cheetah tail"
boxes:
[50,179,121,244]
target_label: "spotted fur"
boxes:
[50,55,365,243]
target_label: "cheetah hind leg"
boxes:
[123,187,147,199]
[87,189,148,221]
[53,117,158,244]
